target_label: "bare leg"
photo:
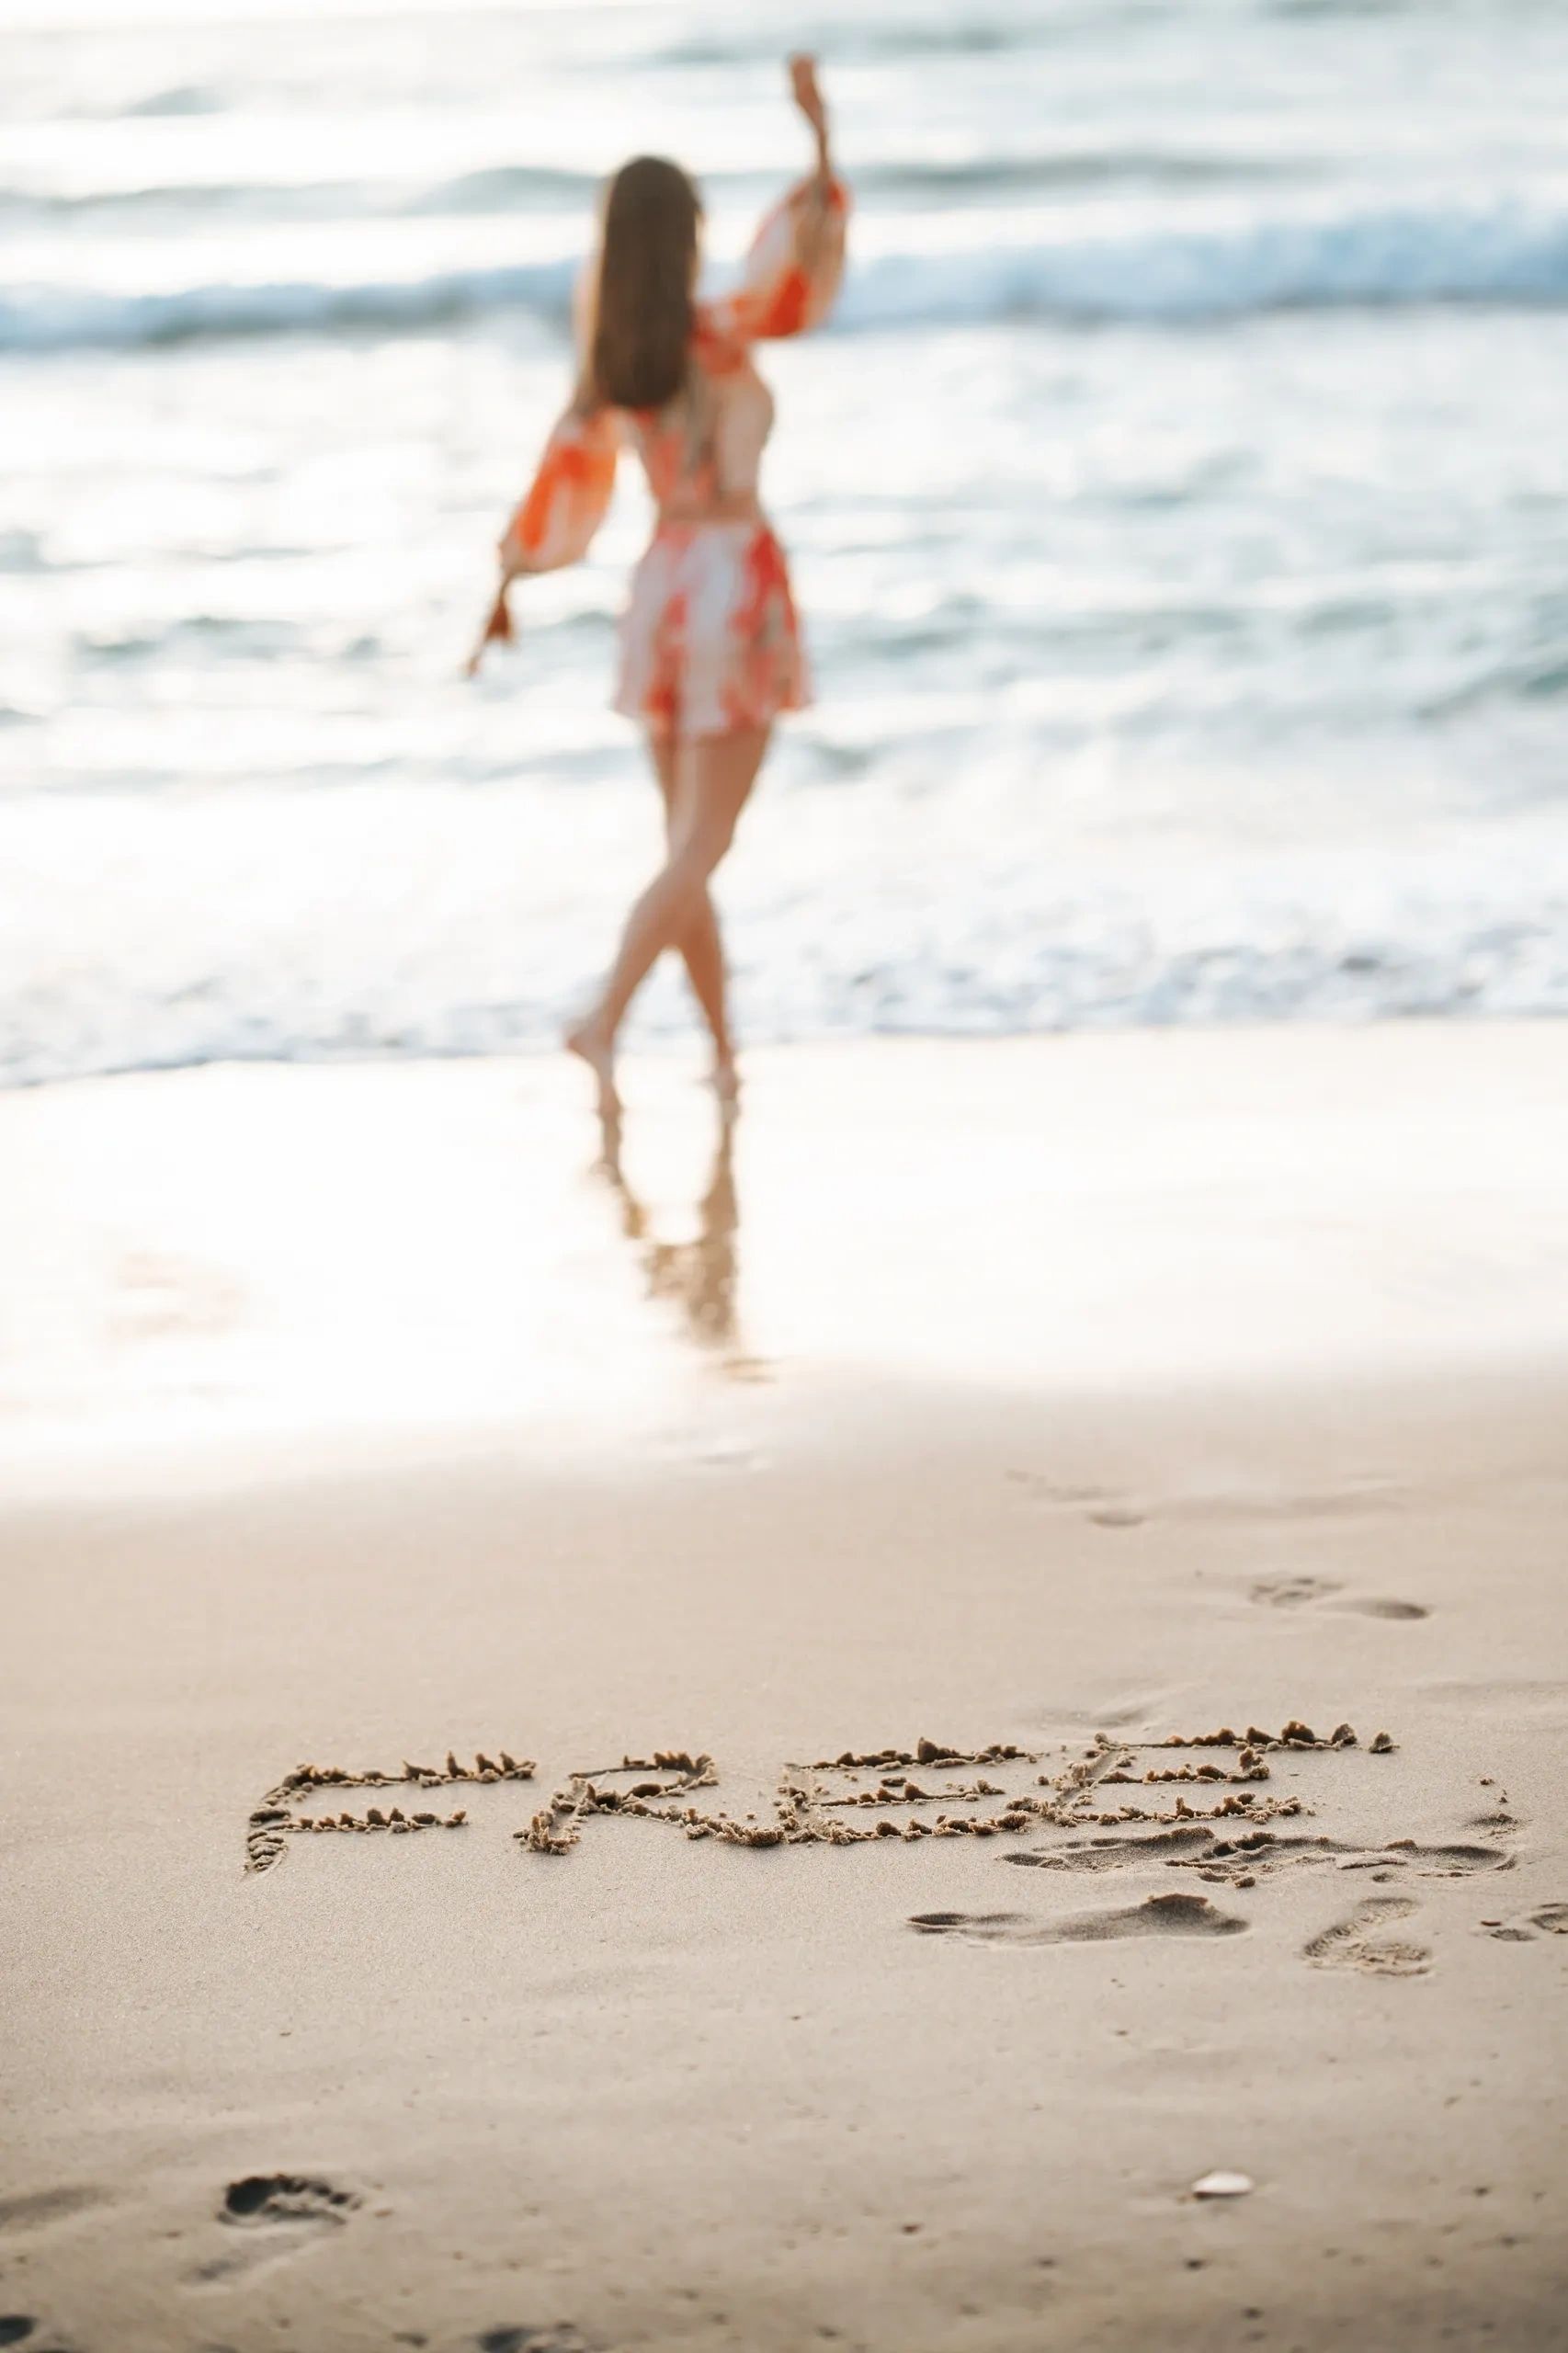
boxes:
[646,732,737,1096]
[568,725,769,1113]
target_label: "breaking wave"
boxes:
[3,196,1566,352]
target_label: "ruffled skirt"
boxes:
[615,519,809,739]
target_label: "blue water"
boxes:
[2,0,1565,1083]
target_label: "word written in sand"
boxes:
[244,1722,1400,1875]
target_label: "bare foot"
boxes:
[711,1056,741,1112]
[565,1018,620,1124]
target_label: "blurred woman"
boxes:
[471,55,848,1120]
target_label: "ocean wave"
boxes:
[1426,650,1568,715]
[629,0,1512,67]
[0,256,578,350]
[5,895,1563,1090]
[840,199,1568,327]
[403,165,608,215]
[3,198,1565,354]
[0,151,1296,233]
[0,178,381,227]
[0,164,601,233]
[407,153,1287,214]
[865,153,1309,196]
[653,18,1040,66]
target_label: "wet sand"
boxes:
[2,1029,1566,2352]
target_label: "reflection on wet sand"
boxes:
[595,1108,761,1373]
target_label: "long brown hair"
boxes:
[587,155,701,413]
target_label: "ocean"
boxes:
[4,0,1566,1086]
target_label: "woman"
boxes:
[471,55,847,1120]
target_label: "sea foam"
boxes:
[2,197,1564,353]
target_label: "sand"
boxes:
[2,1027,1566,2353]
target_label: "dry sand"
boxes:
[2,1028,1566,2353]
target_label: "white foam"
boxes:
[0,255,579,352]
[840,197,1568,326]
[2,197,1566,353]
[2,784,1563,1088]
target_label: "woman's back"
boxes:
[501,170,849,571]
[624,319,774,524]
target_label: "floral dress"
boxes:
[500,170,849,739]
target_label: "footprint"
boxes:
[190,2176,360,2282]
[1199,1834,1507,1884]
[1250,1574,1342,1608]
[1304,1896,1429,1977]
[477,2331,591,2353]
[221,2176,358,2229]
[1340,1839,1511,1880]
[1204,1831,1369,1879]
[1011,1827,1509,1885]
[1007,1825,1220,1873]
[911,1893,1247,1945]
[1247,1576,1427,1620]
[1020,1826,1369,1883]
[1478,1903,1568,1943]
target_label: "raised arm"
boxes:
[710,55,849,344]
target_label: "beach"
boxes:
[7,0,1567,2340]
[4,1027,1566,2351]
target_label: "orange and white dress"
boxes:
[500,170,849,739]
